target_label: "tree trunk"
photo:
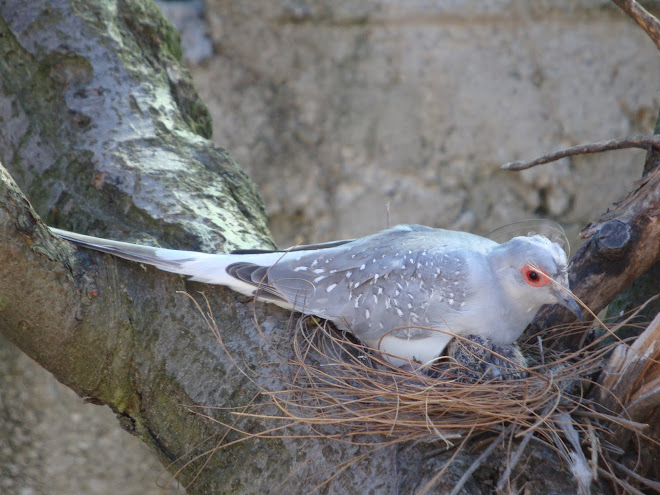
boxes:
[0,1,657,494]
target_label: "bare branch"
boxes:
[611,0,660,51]
[501,135,660,171]
[528,135,660,343]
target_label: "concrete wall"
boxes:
[2,1,657,493]
[192,0,658,247]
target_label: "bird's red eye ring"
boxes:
[522,265,551,287]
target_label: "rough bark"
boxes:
[529,119,660,346]
[0,1,656,494]
[0,1,408,493]
[0,0,271,251]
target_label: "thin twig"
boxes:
[416,428,476,495]
[586,420,599,483]
[598,466,647,495]
[495,423,536,493]
[611,0,660,51]
[501,135,660,171]
[609,458,660,491]
[448,428,508,495]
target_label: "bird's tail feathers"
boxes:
[50,228,284,294]
[51,227,196,271]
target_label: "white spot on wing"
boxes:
[326,283,337,292]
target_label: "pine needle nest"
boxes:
[168,293,659,494]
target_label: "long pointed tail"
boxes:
[51,228,200,271]
[50,228,284,292]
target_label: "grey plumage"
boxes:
[51,224,582,366]
[439,335,529,382]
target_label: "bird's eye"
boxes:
[522,265,551,287]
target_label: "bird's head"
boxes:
[487,235,582,339]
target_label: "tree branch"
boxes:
[2,0,658,493]
[611,0,660,51]
[500,135,660,171]
[528,125,660,347]
[0,2,452,493]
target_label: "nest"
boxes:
[269,319,593,440]
[168,294,660,494]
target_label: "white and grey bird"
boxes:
[51,225,582,367]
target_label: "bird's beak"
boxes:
[552,287,583,321]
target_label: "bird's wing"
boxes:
[231,237,356,254]
[266,228,481,334]
[262,240,468,365]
